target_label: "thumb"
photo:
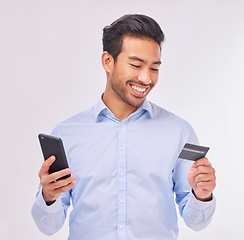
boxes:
[39,155,56,176]
[187,162,197,189]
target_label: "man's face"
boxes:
[109,35,161,108]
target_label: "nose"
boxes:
[138,69,151,85]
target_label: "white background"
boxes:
[1,0,243,239]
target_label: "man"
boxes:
[32,14,216,240]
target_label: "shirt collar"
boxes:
[93,95,108,121]
[93,95,153,122]
[136,98,153,119]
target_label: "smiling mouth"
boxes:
[129,83,150,96]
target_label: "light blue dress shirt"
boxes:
[32,98,216,240]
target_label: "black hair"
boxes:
[102,14,165,62]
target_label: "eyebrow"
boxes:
[128,56,161,65]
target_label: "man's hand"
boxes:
[187,157,216,201]
[38,156,76,205]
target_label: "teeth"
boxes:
[131,85,147,93]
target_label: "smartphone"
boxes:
[38,133,71,180]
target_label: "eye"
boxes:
[150,68,159,72]
[130,64,141,69]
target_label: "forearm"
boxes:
[31,189,66,235]
[181,191,216,231]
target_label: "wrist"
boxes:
[192,189,213,202]
[45,200,56,206]
[42,189,57,205]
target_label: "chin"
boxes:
[126,97,145,108]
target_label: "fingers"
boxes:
[48,168,72,183]
[42,178,76,203]
[193,165,215,177]
[38,155,56,177]
[195,172,215,183]
[193,157,211,168]
[39,155,72,183]
[194,172,216,195]
[38,155,76,203]
[44,175,76,192]
[190,157,216,200]
[192,158,215,178]
[40,168,73,190]
[41,174,76,203]
[53,178,76,194]
[196,181,215,192]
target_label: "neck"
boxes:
[102,88,137,121]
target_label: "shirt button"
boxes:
[188,215,191,218]
[120,198,124,204]
[120,172,125,177]
[119,225,124,230]
[121,123,125,127]
[120,146,124,151]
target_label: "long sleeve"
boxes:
[173,120,216,231]
[31,99,216,239]
[174,160,216,230]
[180,191,216,230]
[173,159,216,231]
[31,187,70,235]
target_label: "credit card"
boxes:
[178,143,210,161]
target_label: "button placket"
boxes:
[117,122,127,239]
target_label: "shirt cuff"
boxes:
[35,188,63,214]
[188,190,216,211]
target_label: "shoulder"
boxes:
[60,104,97,125]
[150,101,187,125]
[149,101,198,144]
[149,101,197,136]
[51,104,97,136]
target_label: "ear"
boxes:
[101,51,114,73]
